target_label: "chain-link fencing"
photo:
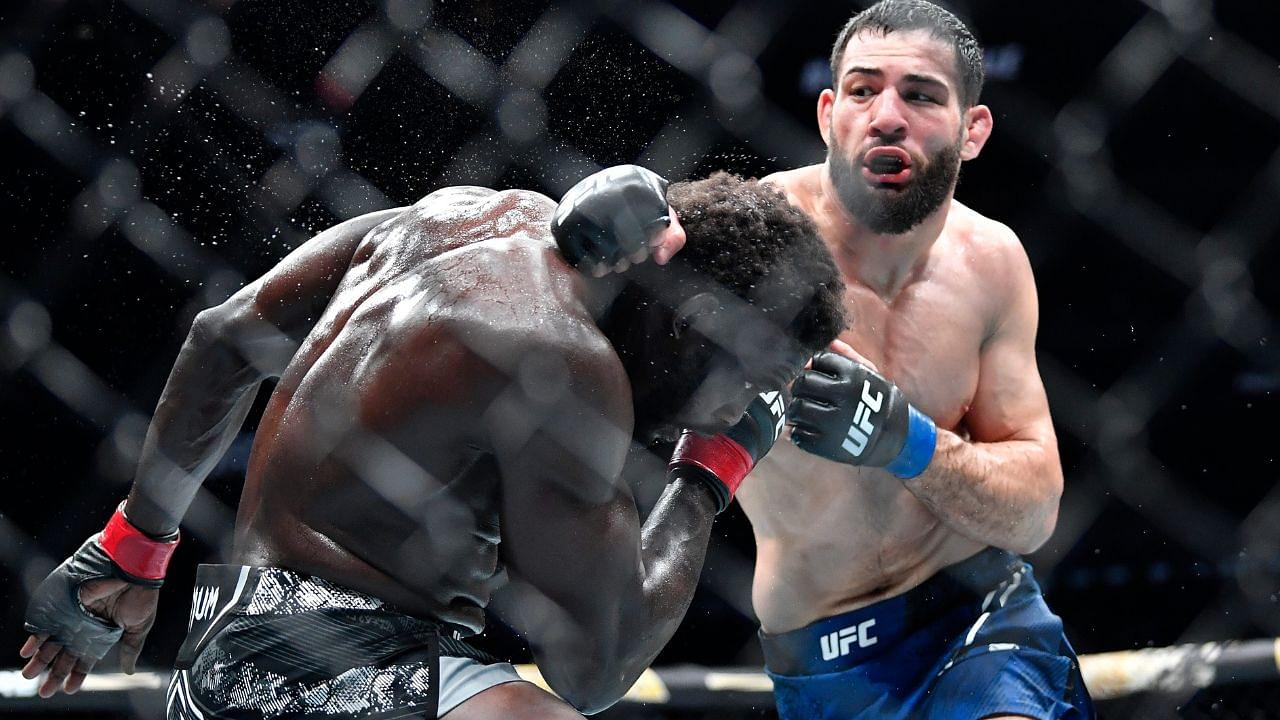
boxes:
[1,0,1278,717]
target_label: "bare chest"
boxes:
[838,281,986,431]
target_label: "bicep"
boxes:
[499,441,640,612]
[494,430,642,705]
[494,354,640,620]
[963,251,1054,446]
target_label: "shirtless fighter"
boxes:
[752,2,1094,716]
[564,2,1096,718]
[19,167,845,718]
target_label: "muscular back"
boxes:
[232,186,592,633]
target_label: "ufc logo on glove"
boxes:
[840,381,884,457]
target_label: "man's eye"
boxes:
[850,86,873,98]
[907,92,936,103]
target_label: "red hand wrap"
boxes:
[668,432,754,500]
[97,503,179,581]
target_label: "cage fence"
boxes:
[1,0,1278,718]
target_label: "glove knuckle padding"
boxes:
[786,397,826,424]
[24,538,126,661]
[790,372,820,398]
[794,372,844,402]
[810,351,851,378]
[551,165,669,269]
[787,356,918,468]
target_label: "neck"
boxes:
[816,165,950,301]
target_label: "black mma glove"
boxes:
[668,390,788,513]
[25,539,131,662]
[24,503,178,662]
[788,351,936,479]
[550,164,671,274]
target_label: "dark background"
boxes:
[2,0,1278,717]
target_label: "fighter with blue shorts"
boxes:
[741,2,1096,717]
[759,548,1091,718]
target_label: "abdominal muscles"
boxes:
[738,438,983,633]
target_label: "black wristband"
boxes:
[668,464,732,515]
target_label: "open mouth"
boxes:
[861,146,913,186]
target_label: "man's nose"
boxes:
[867,89,908,140]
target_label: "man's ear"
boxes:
[960,104,993,161]
[817,88,836,148]
[672,292,722,339]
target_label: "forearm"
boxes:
[519,389,780,710]
[610,421,771,683]
[123,311,267,536]
[628,477,718,658]
[533,477,718,713]
[900,428,1062,554]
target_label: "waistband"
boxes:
[759,548,1025,676]
[185,564,493,662]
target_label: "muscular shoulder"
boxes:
[410,186,555,217]
[498,315,631,424]
[760,166,814,189]
[945,203,1037,335]
[356,288,633,480]
[761,165,822,211]
[946,203,1030,278]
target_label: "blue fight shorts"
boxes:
[760,548,1095,719]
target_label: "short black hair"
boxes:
[830,0,984,108]
[665,172,845,355]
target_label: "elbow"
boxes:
[186,306,246,370]
[189,302,242,348]
[188,307,224,346]
[190,298,289,379]
[1011,470,1062,555]
[532,630,637,714]
[522,585,654,712]
[539,660,629,715]
[1008,514,1056,556]
[559,685,624,716]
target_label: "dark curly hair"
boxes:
[665,172,845,354]
[830,0,984,108]
[600,172,845,436]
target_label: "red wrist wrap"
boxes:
[97,504,179,581]
[668,432,754,499]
